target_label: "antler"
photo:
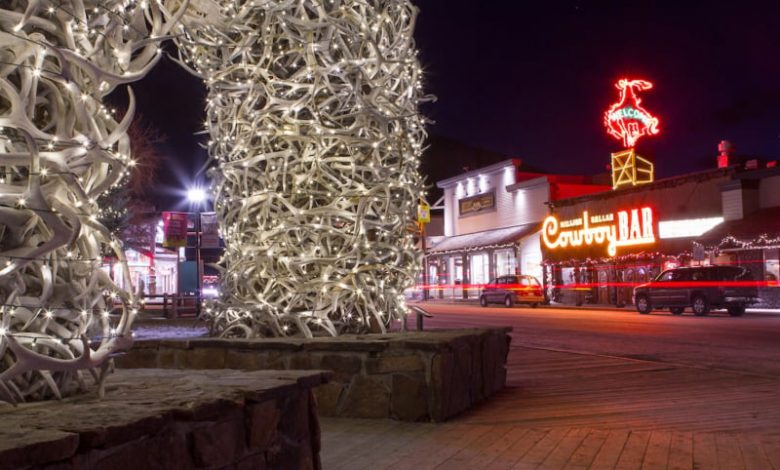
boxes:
[0,0,185,404]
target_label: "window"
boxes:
[494,249,516,277]
[470,253,490,285]
[657,270,675,282]
[765,249,779,282]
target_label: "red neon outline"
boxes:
[604,78,660,148]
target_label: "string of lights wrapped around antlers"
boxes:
[0,0,185,404]
[176,0,432,337]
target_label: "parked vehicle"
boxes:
[632,265,758,316]
[480,275,544,308]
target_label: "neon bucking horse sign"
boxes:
[604,79,660,148]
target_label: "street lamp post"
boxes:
[187,188,207,315]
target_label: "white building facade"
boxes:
[426,159,606,299]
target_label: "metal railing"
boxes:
[137,293,202,318]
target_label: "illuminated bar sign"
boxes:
[459,191,495,216]
[542,207,657,257]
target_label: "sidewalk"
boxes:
[321,341,780,469]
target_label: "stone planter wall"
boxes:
[117,328,511,422]
[0,369,330,470]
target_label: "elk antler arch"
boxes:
[0,0,428,403]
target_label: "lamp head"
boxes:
[187,188,206,204]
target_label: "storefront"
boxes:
[543,164,780,307]
[104,247,179,296]
[542,167,735,306]
[425,159,608,299]
[427,223,541,299]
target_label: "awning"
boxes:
[698,206,780,249]
[428,222,540,254]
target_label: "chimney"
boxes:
[717,140,733,168]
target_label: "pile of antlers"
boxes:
[177,0,430,338]
[0,0,186,404]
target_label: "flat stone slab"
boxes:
[0,369,331,470]
[128,327,511,352]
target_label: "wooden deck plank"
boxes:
[490,428,548,470]
[614,431,650,470]
[692,433,719,470]
[562,429,608,470]
[462,427,533,469]
[321,419,399,469]
[512,427,569,468]
[436,424,517,469]
[387,423,494,470]
[667,431,693,470]
[641,431,671,470]
[377,423,461,470]
[538,428,590,469]
[333,420,412,470]
[761,436,780,470]
[343,420,436,470]
[588,430,630,470]
[715,433,746,470]
[737,434,773,470]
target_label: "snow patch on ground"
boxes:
[132,325,208,340]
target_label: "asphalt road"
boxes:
[417,302,780,380]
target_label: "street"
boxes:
[322,303,780,469]
[419,303,780,379]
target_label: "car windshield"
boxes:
[655,270,690,282]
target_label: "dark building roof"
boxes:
[428,222,540,254]
[699,206,780,248]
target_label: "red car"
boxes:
[480,275,544,308]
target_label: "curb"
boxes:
[413,300,780,316]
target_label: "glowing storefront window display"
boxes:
[658,217,724,239]
[470,253,490,285]
[494,249,516,276]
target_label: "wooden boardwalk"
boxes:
[321,345,780,469]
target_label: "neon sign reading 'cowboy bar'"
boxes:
[543,207,656,257]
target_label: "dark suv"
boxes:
[632,265,758,316]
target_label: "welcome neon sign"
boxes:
[604,79,660,148]
[542,207,657,257]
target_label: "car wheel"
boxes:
[692,296,710,316]
[635,295,652,314]
[727,305,746,317]
[479,296,488,307]
[670,307,684,315]
[504,296,514,308]
[531,302,539,308]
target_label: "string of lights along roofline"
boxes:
[175,0,432,338]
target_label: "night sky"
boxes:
[123,0,780,208]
